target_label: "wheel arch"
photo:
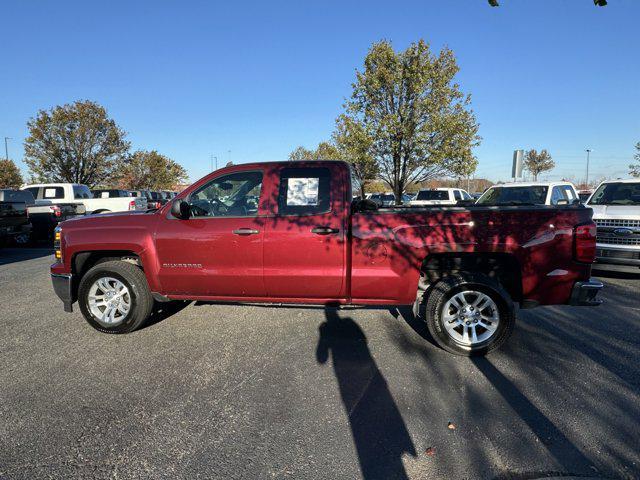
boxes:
[419,252,523,304]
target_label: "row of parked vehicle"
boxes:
[0,182,179,246]
[364,181,584,207]
[362,179,640,271]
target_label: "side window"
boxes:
[278,167,331,216]
[43,187,65,199]
[453,190,462,201]
[73,185,92,199]
[461,190,471,200]
[563,186,576,201]
[25,187,41,199]
[188,170,263,218]
[551,186,565,205]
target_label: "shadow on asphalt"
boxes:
[394,306,593,469]
[593,267,640,280]
[0,247,53,266]
[315,308,417,480]
[388,297,638,479]
[138,300,192,331]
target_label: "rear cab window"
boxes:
[416,190,449,201]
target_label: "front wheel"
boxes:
[78,260,153,334]
[423,273,515,356]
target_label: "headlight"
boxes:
[54,226,62,260]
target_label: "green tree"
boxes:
[524,149,555,181]
[288,142,341,161]
[629,142,640,178]
[24,100,130,187]
[288,146,315,161]
[0,159,24,188]
[117,150,188,190]
[341,39,480,204]
[333,115,378,198]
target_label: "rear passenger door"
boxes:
[263,165,348,299]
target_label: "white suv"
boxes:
[586,179,640,270]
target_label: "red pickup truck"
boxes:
[51,161,602,355]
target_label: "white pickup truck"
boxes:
[586,179,640,271]
[22,183,147,239]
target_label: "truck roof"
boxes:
[490,181,575,188]
[22,183,85,188]
[597,178,640,184]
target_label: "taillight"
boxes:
[129,200,136,210]
[574,222,597,263]
[50,205,62,217]
[54,226,62,261]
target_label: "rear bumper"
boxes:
[568,279,603,306]
[51,273,74,312]
[595,246,640,267]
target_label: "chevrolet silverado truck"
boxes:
[50,161,603,356]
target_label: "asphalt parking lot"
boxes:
[1,248,639,480]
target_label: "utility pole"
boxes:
[585,149,592,187]
[209,155,219,172]
[4,137,10,160]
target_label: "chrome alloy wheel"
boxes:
[87,277,131,327]
[442,290,499,346]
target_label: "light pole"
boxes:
[4,137,11,160]
[585,149,592,187]
[214,156,218,170]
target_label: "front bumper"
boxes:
[568,279,604,306]
[51,273,74,312]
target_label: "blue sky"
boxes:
[1,0,639,183]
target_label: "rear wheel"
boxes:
[422,273,515,356]
[78,260,153,334]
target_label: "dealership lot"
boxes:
[1,248,639,479]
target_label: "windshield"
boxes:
[477,186,548,205]
[588,182,640,206]
[416,190,448,200]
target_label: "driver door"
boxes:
[155,169,266,297]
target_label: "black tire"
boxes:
[422,273,515,356]
[78,260,153,334]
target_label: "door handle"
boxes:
[311,227,339,235]
[233,228,260,235]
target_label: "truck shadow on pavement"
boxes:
[0,247,53,266]
[316,308,417,480]
[139,300,192,330]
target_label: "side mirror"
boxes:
[555,199,570,206]
[171,199,191,219]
